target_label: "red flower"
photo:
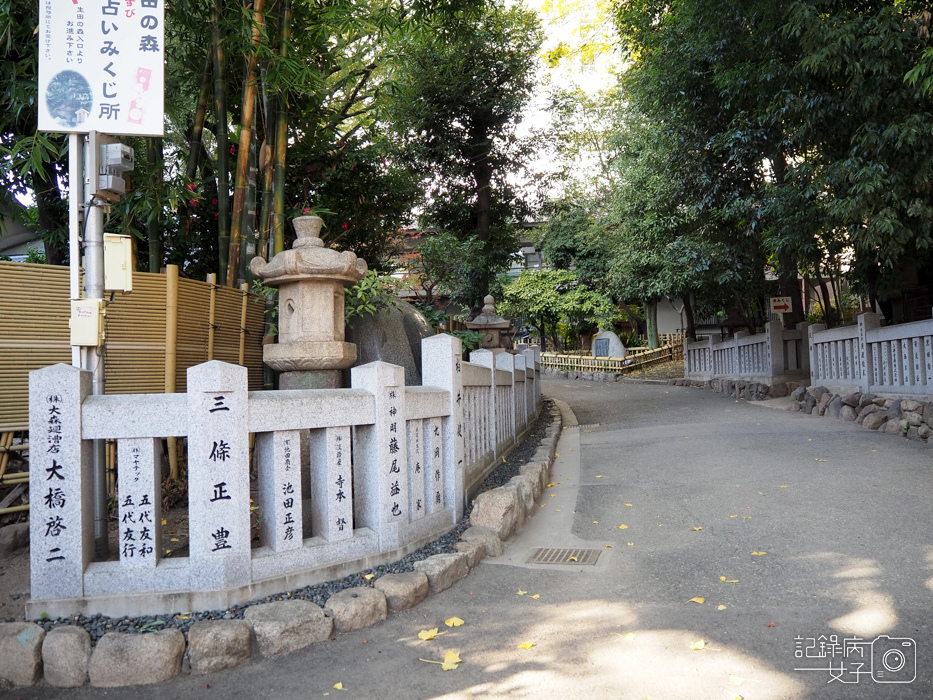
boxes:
[189,199,198,206]
[342,222,348,229]
[187,184,197,191]
[212,198,218,205]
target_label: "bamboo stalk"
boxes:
[0,504,29,516]
[207,272,217,360]
[227,0,266,288]
[239,282,248,365]
[0,432,13,476]
[212,0,231,281]
[147,137,163,270]
[272,0,291,255]
[165,265,180,481]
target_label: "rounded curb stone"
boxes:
[413,553,470,594]
[0,621,45,687]
[454,540,486,568]
[460,525,504,558]
[42,625,91,688]
[187,619,252,676]
[325,587,388,633]
[88,629,184,687]
[374,572,429,613]
[243,599,332,656]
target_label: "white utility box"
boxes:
[70,299,106,346]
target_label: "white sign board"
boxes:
[770,296,792,314]
[38,0,164,136]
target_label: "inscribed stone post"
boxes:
[423,417,444,514]
[808,324,826,384]
[308,426,353,541]
[29,364,92,601]
[256,430,303,552]
[407,420,426,521]
[496,352,516,446]
[117,438,162,568]
[766,322,783,383]
[422,335,466,520]
[350,362,407,548]
[514,353,527,431]
[187,361,251,590]
[522,348,537,415]
[469,350,497,452]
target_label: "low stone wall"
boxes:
[668,377,799,401]
[787,386,933,441]
[0,404,563,690]
[543,367,625,383]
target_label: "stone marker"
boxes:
[42,625,91,688]
[454,539,486,568]
[243,599,332,656]
[256,429,303,552]
[0,622,45,687]
[116,438,162,568]
[308,426,354,542]
[592,330,627,359]
[413,552,470,594]
[187,620,252,675]
[374,572,430,612]
[325,587,388,632]
[88,629,185,687]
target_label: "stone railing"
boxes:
[26,335,540,619]
[809,312,933,394]
[684,321,810,385]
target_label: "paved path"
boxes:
[15,378,933,699]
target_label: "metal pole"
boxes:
[69,133,84,367]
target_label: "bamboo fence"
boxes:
[540,342,683,373]
[0,262,265,432]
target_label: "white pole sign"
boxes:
[38,0,164,137]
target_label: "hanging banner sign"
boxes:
[37,0,164,136]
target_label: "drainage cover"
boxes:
[526,547,602,566]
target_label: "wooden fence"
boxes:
[0,262,265,432]
[540,342,683,373]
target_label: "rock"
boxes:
[346,300,432,386]
[924,402,933,426]
[88,629,184,687]
[862,412,888,431]
[803,394,817,415]
[904,411,923,427]
[826,396,843,420]
[460,526,504,558]
[710,379,722,393]
[581,372,594,381]
[818,392,833,411]
[811,386,829,400]
[787,402,801,412]
[722,379,734,396]
[470,488,519,540]
[187,620,252,676]
[907,426,922,441]
[413,553,470,594]
[859,393,877,408]
[919,424,932,441]
[508,473,537,519]
[454,540,486,568]
[325,587,388,633]
[243,600,333,656]
[501,483,526,534]
[0,622,45,687]
[769,383,788,398]
[882,418,904,435]
[841,393,861,407]
[43,625,91,688]
[791,386,806,401]
[0,523,29,558]
[518,462,545,499]
[887,400,903,420]
[840,405,858,422]
[374,572,430,613]
[858,404,879,419]
[903,399,923,412]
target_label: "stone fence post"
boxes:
[858,312,883,393]
[470,349,497,455]
[767,321,783,381]
[808,323,827,386]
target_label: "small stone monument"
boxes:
[465,295,512,353]
[250,215,367,389]
[592,330,627,359]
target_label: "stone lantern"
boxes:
[465,295,513,353]
[250,215,367,389]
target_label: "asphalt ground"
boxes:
[12,377,933,699]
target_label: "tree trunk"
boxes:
[682,294,696,341]
[227,0,265,288]
[147,137,163,273]
[645,299,659,349]
[272,0,291,256]
[36,158,66,265]
[179,49,212,244]
[212,0,231,282]
[618,300,646,336]
[771,150,804,328]
[815,271,837,327]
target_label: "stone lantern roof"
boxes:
[465,295,513,351]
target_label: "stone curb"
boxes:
[542,366,679,385]
[1,403,563,689]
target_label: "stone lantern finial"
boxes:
[250,215,368,389]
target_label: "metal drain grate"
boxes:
[526,547,602,566]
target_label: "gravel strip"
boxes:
[31,400,556,642]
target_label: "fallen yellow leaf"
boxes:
[551,494,556,498]
[517,642,534,650]
[161,518,167,525]
[546,483,558,488]
[723,579,739,584]
[517,590,527,596]
[690,639,706,650]
[595,475,603,478]
[419,628,445,640]
[556,453,560,457]
[627,542,634,546]
[333,681,344,690]
[742,516,752,519]
[604,544,613,548]
[730,674,745,686]
[751,551,767,556]
[175,615,189,620]
[717,605,727,610]
[686,597,705,604]
[730,515,738,518]
[815,458,827,462]
[170,538,179,542]
[363,573,375,580]
[441,651,461,670]
[618,524,629,529]
[531,594,540,600]
[568,556,578,562]
[780,485,789,488]
[592,521,599,524]
[692,527,703,531]
[445,617,464,627]
[625,503,633,507]
[720,576,726,581]
[624,632,636,639]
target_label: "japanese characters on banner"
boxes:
[38,0,164,136]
